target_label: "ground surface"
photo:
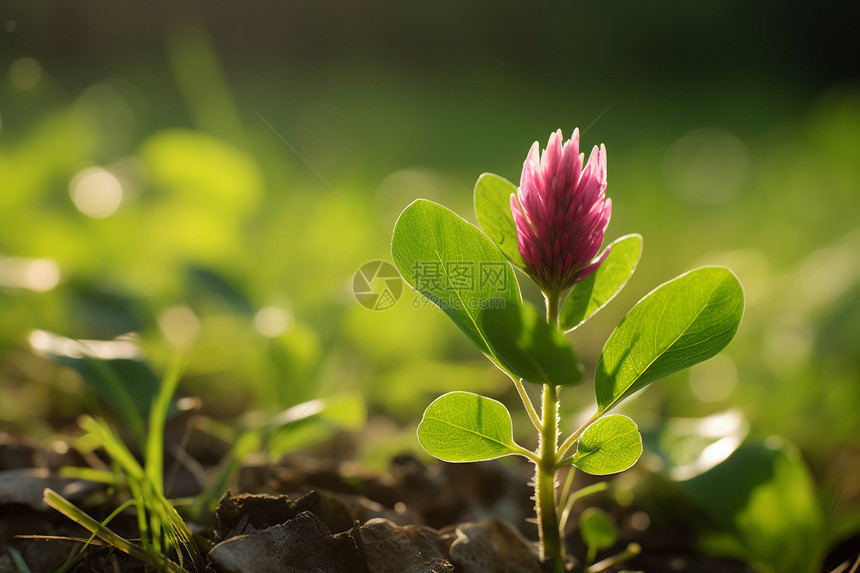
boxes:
[0,428,813,572]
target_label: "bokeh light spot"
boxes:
[630,511,650,531]
[663,128,750,205]
[254,306,292,337]
[0,256,61,292]
[25,259,61,292]
[158,305,200,348]
[74,82,137,154]
[69,167,124,218]
[28,330,143,360]
[9,57,42,90]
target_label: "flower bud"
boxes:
[511,129,612,292]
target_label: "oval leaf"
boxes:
[571,415,642,475]
[392,199,521,359]
[595,266,744,414]
[561,234,643,331]
[579,508,618,552]
[481,303,583,386]
[474,173,528,272]
[417,391,524,462]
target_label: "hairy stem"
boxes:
[535,287,564,572]
[557,410,601,461]
[536,384,563,571]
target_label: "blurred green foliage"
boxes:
[681,440,826,573]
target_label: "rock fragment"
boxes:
[359,517,454,573]
[448,519,542,573]
[209,510,364,573]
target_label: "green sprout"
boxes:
[43,357,207,573]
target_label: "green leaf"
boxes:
[595,266,744,414]
[417,391,526,462]
[474,173,528,272]
[561,234,643,331]
[653,410,749,480]
[480,303,583,386]
[580,507,618,552]
[145,357,186,495]
[392,199,521,359]
[264,394,367,456]
[571,415,642,475]
[31,331,162,444]
[187,264,255,314]
[43,489,188,573]
[678,440,826,573]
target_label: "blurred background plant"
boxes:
[1,1,859,571]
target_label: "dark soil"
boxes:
[0,426,796,573]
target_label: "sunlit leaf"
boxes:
[145,357,185,494]
[43,489,147,563]
[392,199,521,359]
[570,415,642,475]
[67,282,144,339]
[652,410,749,481]
[595,266,744,414]
[678,440,826,573]
[474,173,527,272]
[60,355,158,429]
[43,489,187,573]
[31,330,161,442]
[561,234,642,331]
[480,303,583,385]
[264,394,367,456]
[417,391,526,462]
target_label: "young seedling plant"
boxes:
[391,129,745,572]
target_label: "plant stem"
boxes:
[535,287,565,572]
[559,482,608,536]
[585,543,641,573]
[536,382,564,571]
[513,377,542,431]
[546,287,561,327]
[557,410,601,461]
